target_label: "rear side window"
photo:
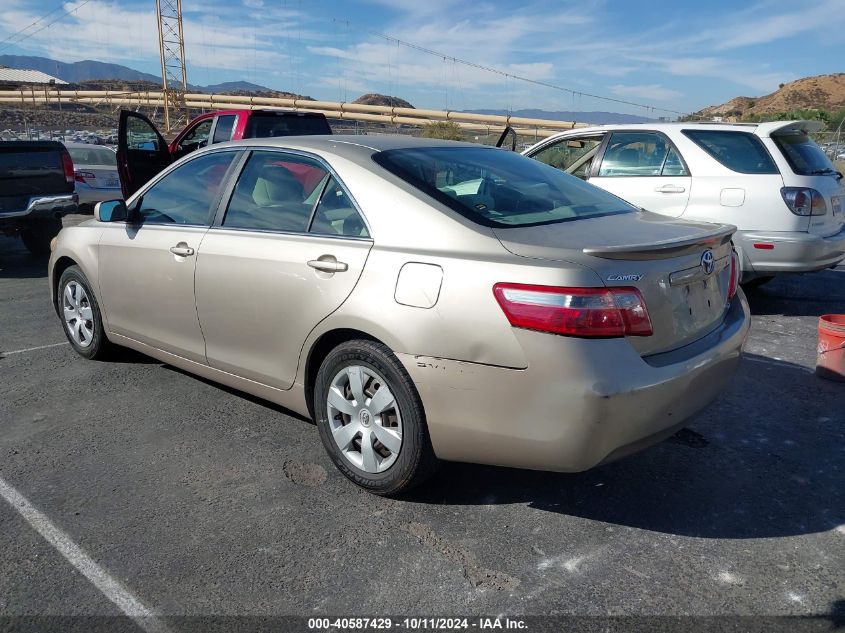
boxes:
[772,131,836,176]
[598,132,689,177]
[224,151,328,232]
[309,176,369,238]
[683,130,777,174]
[244,114,331,138]
[212,115,237,144]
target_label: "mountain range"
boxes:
[2,54,657,123]
[0,54,275,94]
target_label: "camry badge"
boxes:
[607,274,643,282]
[700,249,715,275]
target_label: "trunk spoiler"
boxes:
[582,224,735,260]
[754,120,825,137]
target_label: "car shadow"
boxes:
[744,267,845,317]
[407,352,843,540]
[161,364,313,424]
[0,236,48,280]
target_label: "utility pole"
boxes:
[156,0,188,134]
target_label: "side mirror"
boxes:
[95,200,128,222]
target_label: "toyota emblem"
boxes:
[700,249,715,275]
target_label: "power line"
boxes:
[0,0,93,54]
[0,3,68,48]
[332,18,687,117]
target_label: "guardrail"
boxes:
[0,88,588,138]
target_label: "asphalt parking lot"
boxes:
[0,219,843,629]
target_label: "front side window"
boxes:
[531,136,603,179]
[772,131,836,176]
[682,130,777,174]
[598,132,688,177]
[223,151,328,232]
[126,116,163,151]
[374,146,635,228]
[135,151,236,225]
[176,119,213,156]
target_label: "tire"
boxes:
[314,339,439,495]
[742,275,774,290]
[21,218,62,256]
[57,265,113,360]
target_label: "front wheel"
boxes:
[314,340,438,495]
[57,265,113,359]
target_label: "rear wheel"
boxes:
[314,340,438,495]
[57,265,113,359]
[21,218,62,256]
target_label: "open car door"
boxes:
[117,110,172,198]
[495,126,518,151]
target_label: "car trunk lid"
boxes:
[76,165,120,189]
[493,211,736,356]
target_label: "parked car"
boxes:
[64,143,120,212]
[117,109,333,198]
[522,121,845,285]
[49,136,749,494]
[1,141,77,254]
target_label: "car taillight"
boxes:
[61,151,75,186]
[493,283,653,338]
[75,171,95,183]
[781,187,826,216]
[728,250,739,299]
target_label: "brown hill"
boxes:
[353,93,414,108]
[697,73,845,118]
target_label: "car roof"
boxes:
[543,120,820,138]
[211,134,497,156]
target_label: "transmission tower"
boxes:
[155,0,188,133]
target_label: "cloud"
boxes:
[611,84,682,102]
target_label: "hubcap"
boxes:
[62,281,94,348]
[327,365,402,473]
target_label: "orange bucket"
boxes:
[817,314,845,382]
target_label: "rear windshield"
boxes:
[67,146,117,166]
[772,131,837,176]
[373,146,636,228]
[244,114,331,138]
[682,130,778,174]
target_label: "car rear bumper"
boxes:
[735,227,845,277]
[75,184,121,208]
[399,292,750,472]
[0,194,78,225]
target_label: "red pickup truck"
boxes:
[116,109,332,198]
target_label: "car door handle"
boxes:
[308,258,348,273]
[654,184,686,193]
[170,243,195,257]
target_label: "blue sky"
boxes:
[1,0,843,116]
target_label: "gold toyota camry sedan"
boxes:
[49,135,750,495]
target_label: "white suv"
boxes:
[523,121,845,284]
